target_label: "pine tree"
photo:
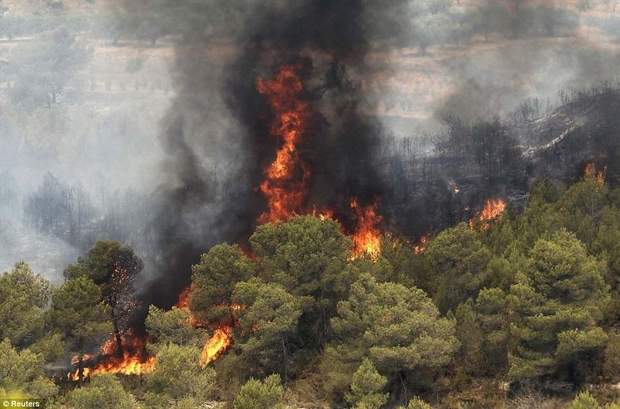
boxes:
[508,230,609,383]
[346,358,388,409]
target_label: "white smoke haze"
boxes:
[1,0,620,285]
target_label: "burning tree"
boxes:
[349,199,383,261]
[64,240,144,357]
[255,65,386,263]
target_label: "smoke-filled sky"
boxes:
[1,0,620,292]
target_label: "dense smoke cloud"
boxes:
[132,0,416,305]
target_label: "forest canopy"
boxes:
[3,172,620,408]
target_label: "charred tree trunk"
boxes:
[281,336,288,387]
[399,371,408,403]
[111,306,124,358]
[78,353,84,383]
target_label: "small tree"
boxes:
[65,241,143,355]
[63,374,137,409]
[233,374,285,409]
[145,306,206,352]
[569,391,600,409]
[233,278,302,384]
[425,223,492,313]
[603,331,620,381]
[476,288,509,375]
[454,300,483,376]
[346,358,388,409]
[0,262,50,348]
[0,339,57,399]
[329,274,459,399]
[8,28,91,109]
[190,243,255,324]
[508,231,609,384]
[403,397,433,409]
[48,276,112,381]
[250,216,352,342]
[145,343,215,404]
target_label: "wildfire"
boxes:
[312,206,334,221]
[200,325,233,368]
[469,199,506,229]
[67,332,155,381]
[350,199,383,260]
[176,286,191,309]
[413,235,429,255]
[256,66,388,260]
[197,304,243,367]
[175,286,202,327]
[257,65,311,223]
[173,283,241,367]
[584,163,606,186]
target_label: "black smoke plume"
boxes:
[120,0,412,308]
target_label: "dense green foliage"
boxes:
[0,262,50,349]
[62,374,137,409]
[233,374,285,409]
[48,276,111,370]
[189,243,255,324]
[144,343,215,407]
[6,176,620,407]
[145,306,206,352]
[0,339,57,399]
[346,359,388,409]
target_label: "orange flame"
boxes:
[200,325,233,368]
[176,286,191,309]
[196,304,242,367]
[584,163,606,186]
[469,199,506,230]
[350,199,383,260]
[256,66,388,260]
[257,65,311,224]
[67,333,155,381]
[413,235,429,255]
[176,286,202,327]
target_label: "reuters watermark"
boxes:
[1,399,44,408]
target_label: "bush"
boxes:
[63,375,137,409]
[233,374,285,409]
[145,343,215,403]
[569,391,599,409]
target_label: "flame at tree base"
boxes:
[67,355,156,381]
[67,333,155,381]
